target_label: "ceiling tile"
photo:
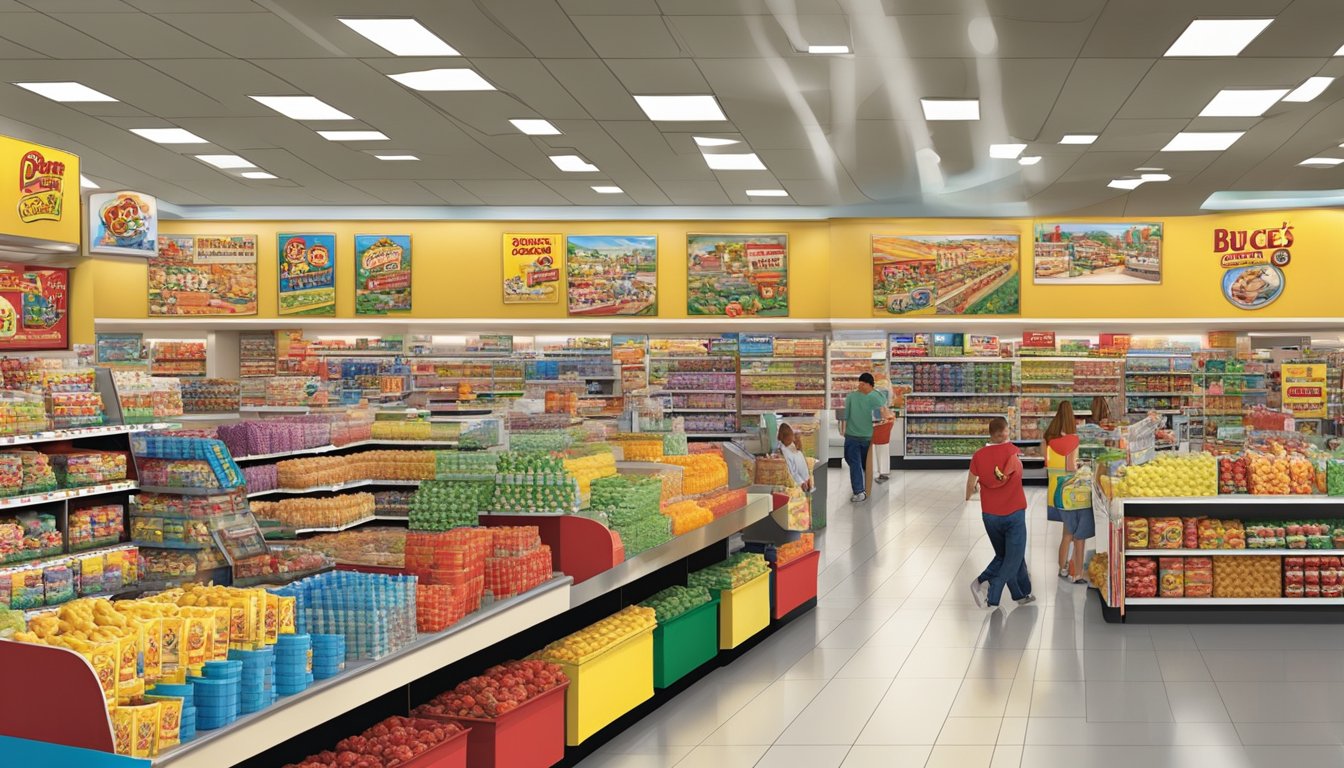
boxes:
[571,15,684,58]
[53,13,227,59]
[0,13,127,57]
[157,12,340,58]
[459,180,572,205]
[606,59,710,94]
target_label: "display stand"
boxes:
[0,640,116,752]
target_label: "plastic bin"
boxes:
[557,627,654,745]
[772,550,821,620]
[401,722,471,768]
[719,572,771,650]
[424,683,567,768]
[653,595,720,689]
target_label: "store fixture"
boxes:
[827,334,888,451]
[904,358,1015,461]
[149,341,207,378]
[1124,348,1195,417]
[1019,355,1124,445]
[737,334,826,442]
[648,336,742,438]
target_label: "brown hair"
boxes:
[777,422,797,449]
[1043,400,1077,442]
[1089,396,1111,425]
[987,416,1009,438]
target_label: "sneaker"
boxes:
[969,578,987,608]
[1058,567,1070,579]
[1071,576,1089,585]
[1016,594,1037,605]
[850,492,868,503]
[875,474,890,483]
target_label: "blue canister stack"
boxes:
[150,683,195,743]
[275,633,313,695]
[189,669,239,730]
[229,646,276,713]
[311,634,346,680]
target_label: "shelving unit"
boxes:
[1124,350,1195,415]
[1191,354,1269,447]
[737,335,827,426]
[904,358,1014,461]
[649,337,740,436]
[1018,356,1125,444]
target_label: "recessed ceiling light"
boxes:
[703,152,767,170]
[633,95,727,121]
[374,154,419,161]
[920,98,980,121]
[240,171,277,179]
[1300,157,1344,166]
[1283,76,1335,103]
[130,128,208,144]
[550,155,598,172]
[1108,178,1146,190]
[1161,131,1245,151]
[1164,19,1273,57]
[79,175,98,189]
[510,119,561,135]
[388,68,494,91]
[745,189,789,197]
[339,18,459,56]
[14,81,116,102]
[694,136,739,147]
[1018,156,1042,166]
[1059,134,1097,145]
[807,45,850,54]
[1199,88,1288,117]
[1140,173,1172,181]
[989,143,1027,159]
[591,185,623,194]
[250,95,353,120]
[317,130,389,141]
[1135,167,1164,171]
[1337,42,1344,56]
[195,154,255,169]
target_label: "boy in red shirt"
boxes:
[966,417,1035,608]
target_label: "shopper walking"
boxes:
[839,372,887,502]
[1044,401,1092,583]
[966,417,1034,608]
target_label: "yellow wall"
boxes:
[88,210,1343,323]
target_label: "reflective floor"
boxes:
[579,468,1344,768]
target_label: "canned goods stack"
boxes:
[275,633,313,695]
[189,669,238,730]
[229,646,275,712]
[311,633,345,679]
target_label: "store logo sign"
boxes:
[1217,221,1292,310]
[17,150,65,223]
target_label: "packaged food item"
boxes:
[1124,518,1149,549]
[1212,555,1281,598]
[1158,557,1184,598]
[1149,517,1182,549]
[1184,557,1213,598]
[1182,517,1199,549]
[1124,556,1157,598]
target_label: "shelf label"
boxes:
[1022,331,1056,349]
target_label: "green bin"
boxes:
[652,594,720,688]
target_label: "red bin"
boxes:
[423,682,569,768]
[773,550,821,620]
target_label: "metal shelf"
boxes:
[1125,597,1344,606]
[0,480,138,510]
[908,392,1015,397]
[1127,548,1344,557]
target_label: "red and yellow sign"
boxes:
[1281,363,1327,419]
[0,135,79,249]
[502,233,562,304]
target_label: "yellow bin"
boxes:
[558,626,655,746]
[719,572,771,649]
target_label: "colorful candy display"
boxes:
[408,480,492,530]
[640,585,711,623]
[413,659,567,719]
[534,605,656,664]
[689,552,770,591]
[274,451,435,488]
[656,453,728,495]
[661,499,714,535]
[249,493,375,530]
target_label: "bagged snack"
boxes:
[1183,517,1199,549]
[1125,517,1149,549]
[1159,557,1184,598]
[1184,557,1213,597]
[1125,557,1157,598]
[1149,517,1182,549]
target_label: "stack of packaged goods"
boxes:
[273,571,417,660]
[41,368,106,428]
[131,434,243,489]
[688,552,770,591]
[0,390,48,436]
[563,448,618,500]
[414,659,568,719]
[408,479,493,530]
[406,528,489,632]
[47,450,128,487]
[0,510,61,562]
[131,514,213,548]
[534,605,656,664]
[370,418,431,441]
[249,493,376,530]
[590,474,669,557]
[484,526,552,600]
[242,463,277,494]
[656,453,729,496]
[232,546,334,587]
[273,450,435,488]
[434,450,498,478]
[217,418,331,458]
[661,499,715,535]
[373,489,413,518]
[493,451,580,514]
[0,545,138,609]
[698,486,747,518]
[509,430,573,454]
[68,504,125,550]
[300,528,406,568]
[776,533,816,566]
[311,633,345,679]
[0,450,57,495]
[610,433,664,461]
[640,584,711,623]
[180,379,241,415]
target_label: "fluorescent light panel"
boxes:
[240,171,276,179]
[1300,157,1344,166]
[1060,134,1097,145]
[251,95,352,120]
[1161,131,1244,151]
[1109,178,1146,190]
[633,95,726,121]
[1141,173,1172,181]
[1164,19,1273,57]
[703,152,766,170]
[694,137,738,147]
[1018,156,1042,166]
[510,119,560,135]
[195,154,254,169]
[920,98,979,120]
[1283,76,1335,103]
[388,68,494,91]
[550,155,598,172]
[591,186,623,193]
[317,130,388,141]
[1199,88,1288,117]
[989,143,1027,159]
[339,18,459,56]
[14,81,115,102]
[745,189,789,197]
[807,45,850,54]
[130,128,208,144]
[375,154,419,161]
[79,175,98,189]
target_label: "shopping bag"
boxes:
[1050,466,1094,511]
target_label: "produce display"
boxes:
[775,533,815,566]
[1126,515,1344,551]
[282,715,465,768]
[589,474,669,556]
[434,451,497,477]
[1116,453,1217,497]
[640,584,711,623]
[508,431,572,454]
[408,480,493,530]
[249,493,376,530]
[564,450,618,498]
[1212,556,1282,598]
[656,453,728,495]
[688,552,770,591]
[1248,452,1320,495]
[661,499,714,535]
[534,605,656,664]
[484,526,552,599]
[413,659,567,719]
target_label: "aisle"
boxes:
[579,468,1344,768]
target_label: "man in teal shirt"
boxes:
[839,372,888,502]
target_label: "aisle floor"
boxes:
[579,468,1344,768]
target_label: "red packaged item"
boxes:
[1149,518,1182,549]
[1158,557,1184,598]
[1182,518,1199,549]
[1184,557,1213,598]
[1125,556,1158,598]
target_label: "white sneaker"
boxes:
[969,578,987,608]
[851,492,867,502]
[1016,594,1037,605]
[1058,567,1070,579]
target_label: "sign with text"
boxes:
[503,233,562,304]
[1216,222,1292,310]
[0,135,79,251]
[1281,363,1327,419]
[1022,331,1057,349]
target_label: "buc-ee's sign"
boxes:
[1214,222,1293,310]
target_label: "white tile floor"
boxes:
[580,468,1344,768]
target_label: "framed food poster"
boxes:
[872,234,1020,316]
[686,234,788,317]
[1033,222,1163,284]
[148,235,258,316]
[566,235,657,316]
[0,263,69,350]
[278,233,336,315]
[354,235,411,314]
[502,233,562,304]
[88,191,156,256]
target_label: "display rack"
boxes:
[149,341,207,378]
[239,332,278,378]
[827,337,888,412]
[1124,350,1195,416]
[1018,355,1124,443]
[737,335,827,421]
[1192,354,1269,447]
[904,358,1015,460]
[408,356,525,401]
[648,337,741,437]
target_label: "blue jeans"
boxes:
[978,509,1031,605]
[843,436,870,494]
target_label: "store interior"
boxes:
[3,2,1344,767]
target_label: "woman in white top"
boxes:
[777,423,813,491]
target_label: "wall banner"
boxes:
[1282,363,1327,419]
[0,263,69,350]
[0,135,80,250]
[149,235,258,316]
[89,191,156,256]
[872,234,1020,316]
[1033,222,1162,284]
[687,234,788,317]
[503,233,562,304]
[278,233,336,316]
[354,235,411,314]
[566,235,656,316]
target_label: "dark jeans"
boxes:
[843,436,870,494]
[978,509,1031,605]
